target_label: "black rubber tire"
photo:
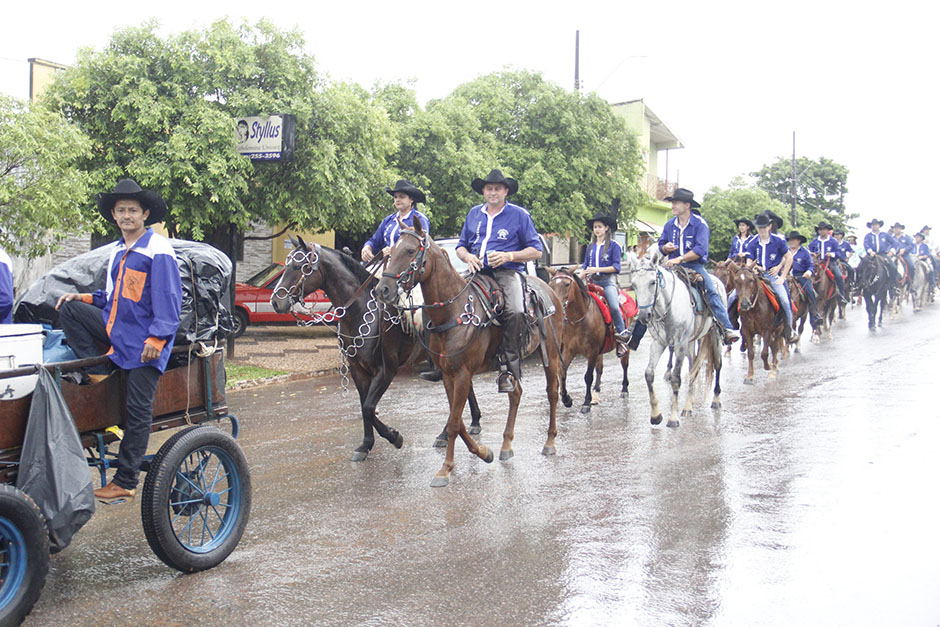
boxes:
[232,309,249,339]
[0,484,50,626]
[140,426,251,573]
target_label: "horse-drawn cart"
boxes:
[0,345,251,624]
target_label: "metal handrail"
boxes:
[0,344,210,380]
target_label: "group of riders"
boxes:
[358,172,937,394]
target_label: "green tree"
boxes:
[0,95,93,257]
[701,177,791,263]
[751,156,854,230]
[442,70,645,238]
[43,19,396,243]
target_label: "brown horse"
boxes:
[785,275,811,352]
[713,258,749,355]
[810,254,838,341]
[731,265,786,384]
[547,266,633,413]
[375,224,564,487]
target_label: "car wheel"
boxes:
[232,309,249,339]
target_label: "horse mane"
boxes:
[554,266,590,300]
[331,246,374,284]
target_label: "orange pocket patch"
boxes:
[121,268,147,302]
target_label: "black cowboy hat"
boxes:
[866,218,884,228]
[586,199,620,231]
[814,221,833,231]
[663,187,700,209]
[920,225,931,232]
[96,178,167,225]
[471,169,518,196]
[914,231,926,239]
[754,213,773,228]
[385,179,427,205]
[890,222,905,230]
[733,217,755,231]
[832,228,845,236]
[759,210,784,231]
[785,230,807,243]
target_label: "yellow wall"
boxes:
[272,228,335,264]
[28,58,67,102]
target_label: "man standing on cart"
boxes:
[55,179,182,504]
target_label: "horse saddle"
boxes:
[585,284,638,352]
[673,268,708,314]
[759,279,796,314]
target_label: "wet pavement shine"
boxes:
[25,304,940,626]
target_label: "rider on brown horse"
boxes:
[786,230,823,328]
[742,213,797,344]
[455,169,543,393]
[808,222,849,305]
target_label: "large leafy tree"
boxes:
[0,95,93,257]
[440,70,644,238]
[751,156,853,230]
[700,178,791,263]
[43,19,396,242]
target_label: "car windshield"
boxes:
[244,263,284,288]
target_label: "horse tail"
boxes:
[689,326,720,401]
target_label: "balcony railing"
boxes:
[647,175,677,200]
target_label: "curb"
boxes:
[227,367,342,391]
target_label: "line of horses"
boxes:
[269,231,933,487]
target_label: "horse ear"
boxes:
[414,218,425,236]
[297,235,308,251]
[288,235,298,248]
[546,266,556,277]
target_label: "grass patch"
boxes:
[225,362,289,388]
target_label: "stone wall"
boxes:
[237,222,273,282]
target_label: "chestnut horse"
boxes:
[547,266,633,413]
[375,225,564,487]
[810,254,838,342]
[786,275,811,351]
[730,265,786,384]
[270,237,483,461]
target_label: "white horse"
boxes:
[910,259,931,311]
[626,254,724,427]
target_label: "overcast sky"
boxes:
[3,0,937,235]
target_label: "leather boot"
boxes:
[497,312,525,393]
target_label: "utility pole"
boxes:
[574,30,580,93]
[790,131,798,228]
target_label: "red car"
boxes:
[232,263,332,337]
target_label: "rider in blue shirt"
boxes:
[578,202,628,339]
[727,218,754,260]
[890,222,916,282]
[362,180,431,262]
[457,169,543,393]
[786,231,822,328]
[912,231,936,287]
[863,218,897,256]
[808,222,848,304]
[657,188,739,345]
[743,213,796,343]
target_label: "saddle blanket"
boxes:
[586,284,638,353]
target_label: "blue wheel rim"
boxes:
[0,517,28,611]
[167,445,242,554]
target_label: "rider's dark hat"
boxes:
[733,217,755,231]
[914,231,926,239]
[866,218,884,228]
[759,210,784,231]
[815,221,833,231]
[833,228,845,236]
[471,169,518,196]
[786,230,807,243]
[385,179,426,204]
[890,221,905,230]
[586,199,619,231]
[920,225,931,232]
[96,178,167,225]
[753,213,773,228]
[664,187,700,209]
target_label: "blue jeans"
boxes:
[763,271,793,327]
[681,261,734,330]
[797,275,819,318]
[590,275,625,333]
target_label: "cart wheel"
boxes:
[141,426,251,573]
[232,309,249,339]
[0,484,49,626]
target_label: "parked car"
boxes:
[233,263,332,337]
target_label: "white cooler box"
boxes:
[0,324,44,400]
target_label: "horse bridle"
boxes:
[381,229,428,294]
[549,271,591,324]
[272,244,321,307]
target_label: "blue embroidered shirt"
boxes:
[457,202,541,273]
[658,213,711,262]
[364,208,431,253]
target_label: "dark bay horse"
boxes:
[785,275,811,352]
[547,266,633,413]
[270,237,482,461]
[731,265,786,383]
[857,254,891,329]
[811,254,838,342]
[374,224,564,487]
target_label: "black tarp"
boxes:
[13,240,234,343]
[15,368,95,552]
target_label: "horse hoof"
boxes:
[667,419,680,428]
[680,409,692,418]
[430,475,449,488]
[482,446,494,464]
[432,437,447,448]
[350,450,369,462]
[580,405,591,414]
[711,401,722,409]
[620,392,628,399]
[562,397,573,408]
[651,414,663,425]
[743,378,754,385]
[393,433,404,449]
[468,424,482,435]
[499,449,514,461]
[542,445,557,457]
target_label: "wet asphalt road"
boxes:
[26,303,940,626]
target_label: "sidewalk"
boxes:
[227,324,342,376]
